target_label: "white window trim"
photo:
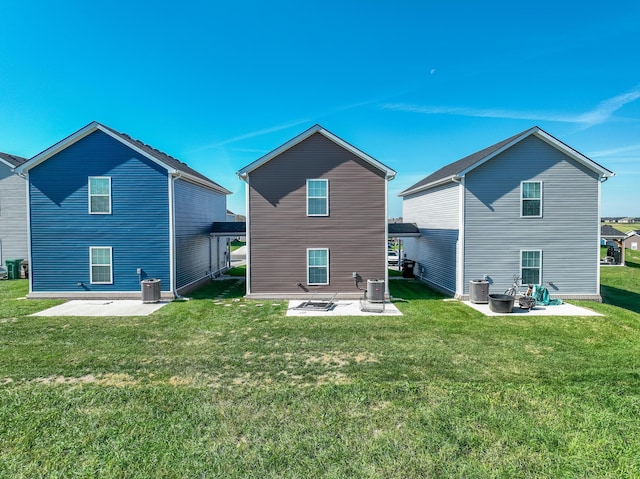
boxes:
[89,176,112,214]
[520,181,542,218]
[90,246,113,284]
[520,249,542,285]
[307,248,329,285]
[306,179,329,217]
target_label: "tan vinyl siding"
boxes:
[247,133,386,296]
[463,135,601,296]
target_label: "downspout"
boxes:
[452,175,465,298]
[384,171,395,299]
[24,171,34,296]
[169,171,181,299]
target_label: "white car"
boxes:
[387,251,399,266]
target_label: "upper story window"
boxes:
[89,177,111,214]
[307,179,328,216]
[521,181,542,217]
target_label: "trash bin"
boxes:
[141,278,161,303]
[402,260,415,278]
[469,279,489,304]
[5,259,23,280]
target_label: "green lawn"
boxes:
[1,254,640,478]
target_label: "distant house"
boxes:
[0,152,28,268]
[237,124,396,299]
[600,225,625,265]
[623,230,640,251]
[400,126,614,301]
[16,122,231,299]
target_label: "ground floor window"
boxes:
[90,247,113,284]
[307,248,329,285]
[521,250,541,285]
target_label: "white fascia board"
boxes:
[532,130,615,178]
[237,124,396,180]
[15,121,102,173]
[398,175,458,197]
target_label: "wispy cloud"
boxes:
[205,118,311,150]
[589,143,640,158]
[382,86,640,129]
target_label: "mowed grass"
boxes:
[1,258,640,478]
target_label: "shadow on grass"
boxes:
[188,279,246,300]
[389,279,446,301]
[601,285,640,315]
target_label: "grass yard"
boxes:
[1,255,640,478]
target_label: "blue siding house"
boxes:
[400,127,615,301]
[0,152,28,270]
[16,122,231,299]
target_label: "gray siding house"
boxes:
[0,152,28,267]
[400,127,614,301]
[237,124,396,299]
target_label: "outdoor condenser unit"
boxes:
[367,279,385,303]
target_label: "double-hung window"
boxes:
[307,179,328,216]
[307,248,329,285]
[90,247,113,284]
[521,181,542,217]
[521,250,541,285]
[89,177,112,214]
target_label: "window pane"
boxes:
[309,267,327,284]
[91,196,110,213]
[522,182,540,199]
[91,248,110,264]
[308,180,326,197]
[308,198,327,215]
[521,251,540,284]
[522,200,541,216]
[90,178,110,194]
[91,265,111,283]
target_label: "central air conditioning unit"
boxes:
[367,279,385,303]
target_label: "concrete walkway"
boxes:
[287,300,402,317]
[462,300,602,317]
[32,300,169,317]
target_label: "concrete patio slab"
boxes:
[462,300,602,317]
[32,300,169,317]
[287,300,402,317]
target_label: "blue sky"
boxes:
[2,1,639,218]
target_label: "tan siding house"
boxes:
[237,125,396,299]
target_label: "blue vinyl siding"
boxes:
[174,179,227,290]
[28,130,171,293]
[463,136,601,296]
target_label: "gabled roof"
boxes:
[16,122,231,195]
[601,225,626,239]
[237,124,396,180]
[211,221,246,236]
[388,222,421,237]
[399,126,615,197]
[0,152,27,169]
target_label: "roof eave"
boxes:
[237,124,396,180]
[398,175,459,197]
[170,170,232,195]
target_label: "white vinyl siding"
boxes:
[90,247,113,284]
[521,181,542,217]
[307,179,328,216]
[521,250,541,285]
[307,248,329,285]
[89,176,112,214]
